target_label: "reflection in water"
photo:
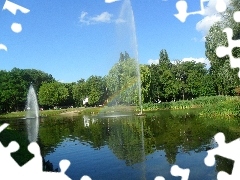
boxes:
[26,117,39,142]
[1,110,239,179]
[83,115,97,127]
[83,115,90,127]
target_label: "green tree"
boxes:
[106,52,139,105]
[38,82,69,107]
[73,79,87,106]
[140,65,151,103]
[205,0,240,95]
[85,76,106,106]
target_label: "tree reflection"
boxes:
[35,110,240,175]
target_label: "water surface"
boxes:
[0,109,239,180]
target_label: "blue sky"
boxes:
[0,0,228,83]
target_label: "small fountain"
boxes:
[26,83,39,118]
[25,83,40,142]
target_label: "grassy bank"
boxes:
[0,106,137,119]
[140,96,240,117]
[140,96,228,111]
[200,96,240,117]
[1,96,239,119]
[0,108,82,119]
[78,105,137,115]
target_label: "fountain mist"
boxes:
[26,84,39,118]
[116,0,143,114]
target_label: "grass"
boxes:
[0,106,137,119]
[0,108,82,119]
[139,96,229,111]
[1,96,240,119]
[78,105,137,115]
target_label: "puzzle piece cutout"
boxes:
[0,0,30,51]
[154,165,190,180]
[0,123,92,180]
[215,11,240,78]
[204,132,240,180]
[174,0,227,22]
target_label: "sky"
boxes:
[0,0,229,83]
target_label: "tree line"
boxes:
[0,0,239,113]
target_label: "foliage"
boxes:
[140,96,228,111]
[85,76,107,106]
[38,81,69,107]
[0,68,54,113]
[106,53,139,106]
[73,79,87,106]
[200,96,240,117]
[205,0,240,95]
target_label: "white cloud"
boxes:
[91,12,112,23]
[196,15,221,34]
[79,11,123,25]
[58,80,65,83]
[147,59,158,65]
[105,0,120,3]
[196,0,230,36]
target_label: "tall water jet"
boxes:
[116,0,143,114]
[26,84,39,118]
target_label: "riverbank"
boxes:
[0,106,137,119]
[140,96,240,118]
[1,96,239,119]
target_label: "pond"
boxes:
[0,109,240,180]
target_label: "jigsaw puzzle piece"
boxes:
[215,0,227,12]
[154,165,190,180]
[174,0,188,22]
[2,0,30,15]
[233,11,240,22]
[205,132,240,179]
[204,132,239,165]
[0,141,20,174]
[21,142,42,173]
[0,123,9,132]
[171,165,190,180]
[215,27,240,77]
[80,175,92,180]
[154,176,165,180]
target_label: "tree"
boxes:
[159,49,171,69]
[106,52,139,105]
[140,65,151,103]
[205,0,240,95]
[38,82,69,108]
[73,79,87,106]
[85,76,106,106]
[62,82,75,107]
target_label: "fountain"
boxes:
[25,83,40,142]
[26,83,39,118]
[116,0,144,116]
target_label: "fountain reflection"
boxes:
[26,117,39,142]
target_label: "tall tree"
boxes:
[205,0,240,95]
[106,52,139,105]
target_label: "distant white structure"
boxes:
[83,97,88,105]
